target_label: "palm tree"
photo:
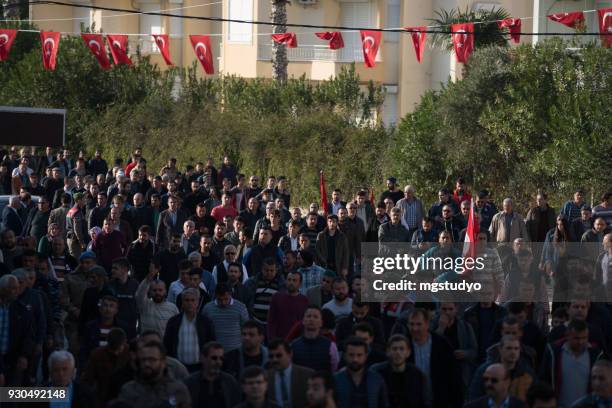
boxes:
[271,0,290,82]
[428,7,511,51]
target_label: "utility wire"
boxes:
[3,0,609,36]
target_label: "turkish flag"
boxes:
[190,35,214,74]
[320,171,329,217]
[271,33,297,48]
[152,34,173,65]
[360,30,381,68]
[404,27,426,63]
[107,35,132,66]
[497,18,522,43]
[462,199,480,276]
[547,11,585,29]
[40,31,60,71]
[81,34,111,70]
[451,23,474,63]
[0,29,17,62]
[315,32,344,50]
[597,8,612,47]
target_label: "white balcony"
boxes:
[257,42,378,63]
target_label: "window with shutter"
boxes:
[228,0,253,43]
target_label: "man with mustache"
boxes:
[465,363,526,408]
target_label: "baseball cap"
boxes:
[387,177,397,184]
[79,251,96,261]
[73,192,85,201]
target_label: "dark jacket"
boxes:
[1,206,23,236]
[407,332,463,408]
[162,313,216,359]
[126,239,155,282]
[224,346,269,381]
[464,396,526,408]
[266,364,315,408]
[334,368,389,408]
[182,370,241,408]
[156,208,189,250]
[571,394,608,408]
[129,205,154,232]
[0,300,35,379]
[539,342,603,394]
[335,314,386,352]
[371,361,432,408]
[525,205,557,242]
[470,359,535,403]
[315,229,349,273]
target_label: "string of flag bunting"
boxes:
[0,8,610,73]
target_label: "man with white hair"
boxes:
[1,195,24,236]
[0,274,34,386]
[180,220,200,254]
[48,350,95,406]
[489,198,530,243]
[395,185,425,237]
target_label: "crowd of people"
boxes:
[0,145,611,408]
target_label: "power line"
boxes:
[5,0,609,36]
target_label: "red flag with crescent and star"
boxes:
[271,33,297,48]
[0,29,17,62]
[404,27,426,63]
[451,23,474,63]
[462,198,479,276]
[81,33,111,70]
[40,31,60,71]
[106,34,132,66]
[497,18,522,43]
[547,11,585,29]
[189,35,214,74]
[360,30,381,68]
[152,34,173,65]
[597,8,612,47]
[315,32,344,50]
[320,171,329,217]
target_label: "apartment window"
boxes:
[140,3,162,53]
[385,0,400,42]
[72,5,92,33]
[228,0,253,43]
[340,1,372,61]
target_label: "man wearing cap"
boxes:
[379,177,404,205]
[66,192,89,259]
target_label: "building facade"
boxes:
[30,0,609,125]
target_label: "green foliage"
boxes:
[429,6,510,51]
[0,27,388,205]
[394,39,612,209]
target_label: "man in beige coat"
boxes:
[489,198,530,243]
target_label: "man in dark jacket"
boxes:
[108,258,139,339]
[0,274,35,386]
[156,195,189,250]
[66,192,89,259]
[571,359,612,408]
[464,363,527,408]
[333,336,388,408]
[163,288,215,372]
[126,226,155,282]
[242,227,284,277]
[371,334,432,408]
[315,215,349,277]
[183,341,241,408]
[335,300,385,352]
[526,193,557,242]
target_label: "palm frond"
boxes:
[428,6,511,51]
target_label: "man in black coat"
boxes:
[47,350,95,407]
[464,363,526,408]
[371,334,432,408]
[183,341,241,408]
[156,195,189,251]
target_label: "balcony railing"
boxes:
[257,42,373,63]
